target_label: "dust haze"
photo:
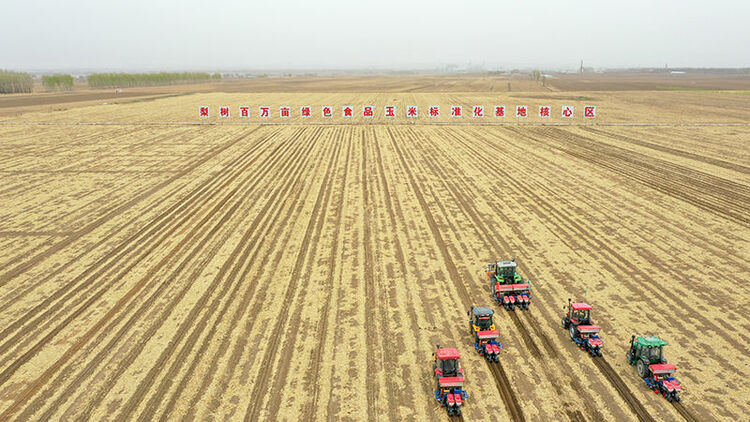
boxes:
[2,0,749,71]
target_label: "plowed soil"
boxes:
[0,85,748,421]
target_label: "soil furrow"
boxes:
[0,126,254,283]
[302,127,352,420]
[5,127,295,420]
[115,126,321,421]
[243,127,341,420]
[159,127,326,420]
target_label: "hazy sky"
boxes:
[2,0,749,71]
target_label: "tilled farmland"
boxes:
[0,90,749,421]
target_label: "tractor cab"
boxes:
[568,302,592,325]
[471,306,495,331]
[492,260,519,283]
[435,347,462,377]
[629,336,667,365]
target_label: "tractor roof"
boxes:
[636,336,668,347]
[497,260,517,268]
[436,347,460,360]
[571,302,592,311]
[472,306,494,317]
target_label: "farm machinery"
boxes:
[487,258,531,310]
[432,345,468,416]
[627,335,682,402]
[561,299,603,357]
[468,306,503,362]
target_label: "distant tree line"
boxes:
[0,70,33,94]
[42,74,74,91]
[87,72,220,88]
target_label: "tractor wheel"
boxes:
[626,350,633,364]
[637,359,648,378]
[569,325,577,341]
[562,318,569,329]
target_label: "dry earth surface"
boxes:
[0,75,748,421]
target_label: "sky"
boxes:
[2,0,749,72]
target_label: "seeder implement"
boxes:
[433,345,468,416]
[644,364,682,402]
[487,259,532,311]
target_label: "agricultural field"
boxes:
[0,79,749,421]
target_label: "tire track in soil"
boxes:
[184,132,324,419]
[593,358,654,422]
[488,127,750,362]
[362,126,404,421]
[371,127,431,419]
[436,126,662,422]
[0,126,248,284]
[258,127,344,419]
[243,127,343,421]
[537,127,750,227]
[110,127,322,421]
[5,127,302,421]
[672,401,699,422]
[0,127,274,375]
[580,126,750,175]
[0,127,263,311]
[492,126,749,280]
[158,127,327,421]
[361,127,392,422]
[385,127,525,422]
[400,126,600,421]
[29,127,200,233]
[301,127,351,420]
[0,130,269,356]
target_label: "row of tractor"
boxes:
[432,259,683,417]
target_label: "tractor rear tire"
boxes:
[569,325,577,341]
[626,350,633,365]
[562,318,569,329]
[637,359,648,378]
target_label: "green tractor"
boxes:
[626,335,683,401]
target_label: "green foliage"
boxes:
[0,70,33,94]
[87,72,214,88]
[42,74,74,91]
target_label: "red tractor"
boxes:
[468,306,503,362]
[487,259,531,310]
[432,344,468,416]
[561,299,603,357]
